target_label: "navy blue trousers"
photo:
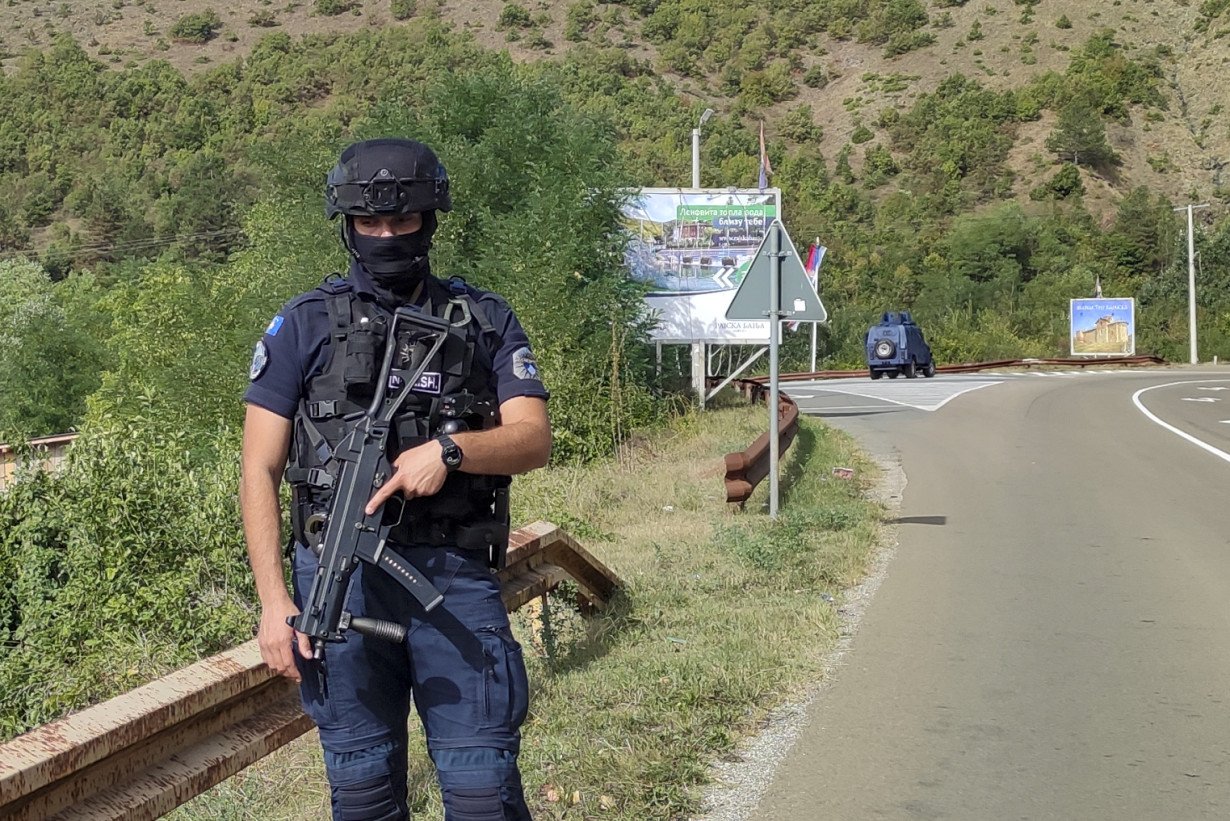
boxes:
[293,544,533,821]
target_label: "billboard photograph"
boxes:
[1070,298,1135,356]
[622,188,781,343]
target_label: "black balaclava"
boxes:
[343,210,438,302]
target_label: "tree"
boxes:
[1103,186,1175,276]
[169,11,222,44]
[1046,100,1117,169]
[0,261,107,438]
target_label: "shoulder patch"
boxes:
[512,346,541,381]
[265,315,284,337]
[249,340,269,381]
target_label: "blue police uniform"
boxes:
[245,261,547,821]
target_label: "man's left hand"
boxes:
[365,440,446,516]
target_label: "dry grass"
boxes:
[168,396,884,820]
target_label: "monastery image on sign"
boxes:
[1070,298,1135,356]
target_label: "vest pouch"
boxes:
[343,323,383,395]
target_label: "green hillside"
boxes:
[4,0,1229,207]
[0,1,1226,385]
[3,0,1230,757]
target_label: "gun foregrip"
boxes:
[347,616,407,643]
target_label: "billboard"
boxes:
[1070,298,1135,356]
[622,188,782,343]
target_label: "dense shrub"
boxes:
[314,0,354,16]
[0,261,108,439]
[169,10,221,43]
[390,0,416,20]
[0,422,251,740]
[499,3,533,28]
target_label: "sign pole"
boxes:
[724,218,826,520]
[768,223,781,519]
[809,235,819,373]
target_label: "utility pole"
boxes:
[1174,203,1210,365]
[691,108,714,189]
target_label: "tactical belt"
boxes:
[389,518,508,552]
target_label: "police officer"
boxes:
[240,137,551,821]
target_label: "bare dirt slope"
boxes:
[2,0,1226,209]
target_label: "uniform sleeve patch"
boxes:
[265,315,285,337]
[249,340,269,381]
[512,347,541,381]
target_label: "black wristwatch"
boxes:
[436,435,464,472]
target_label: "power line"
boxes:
[0,227,245,262]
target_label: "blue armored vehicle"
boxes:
[865,311,936,379]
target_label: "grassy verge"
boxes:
[170,394,884,820]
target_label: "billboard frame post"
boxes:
[691,342,707,409]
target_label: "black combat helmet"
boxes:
[325,138,452,219]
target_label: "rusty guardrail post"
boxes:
[723,389,800,505]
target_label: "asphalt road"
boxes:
[748,366,1230,820]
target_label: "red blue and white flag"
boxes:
[804,241,826,291]
[787,239,827,331]
[758,121,774,189]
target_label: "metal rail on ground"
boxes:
[722,389,800,505]
[714,357,1166,504]
[762,355,1167,382]
[0,522,620,821]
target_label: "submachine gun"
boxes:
[290,307,453,660]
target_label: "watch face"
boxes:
[439,437,462,469]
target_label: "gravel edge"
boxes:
[692,445,907,821]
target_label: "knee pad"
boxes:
[334,775,407,821]
[441,786,504,821]
[433,747,531,821]
[324,742,408,821]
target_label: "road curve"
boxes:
[748,367,1230,820]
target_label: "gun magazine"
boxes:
[377,547,444,611]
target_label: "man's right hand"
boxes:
[257,597,313,681]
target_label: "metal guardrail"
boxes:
[722,387,800,505]
[715,357,1166,504]
[0,522,620,821]
[766,355,1168,382]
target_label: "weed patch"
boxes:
[171,402,883,821]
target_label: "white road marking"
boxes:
[1133,380,1230,465]
[785,378,1003,412]
[804,404,903,411]
[1182,397,1220,402]
[1199,386,1230,391]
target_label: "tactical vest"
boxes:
[285,275,511,564]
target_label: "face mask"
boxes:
[350,231,431,277]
